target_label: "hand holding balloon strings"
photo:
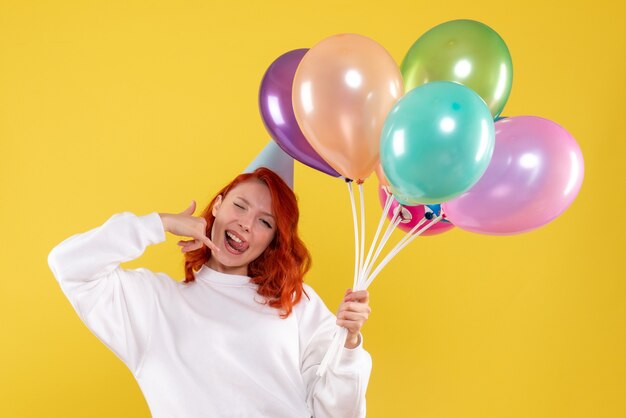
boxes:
[318,181,444,376]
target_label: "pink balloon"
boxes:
[378,185,455,236]
[442,116,584,235]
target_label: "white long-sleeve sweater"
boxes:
[47,212,371,418]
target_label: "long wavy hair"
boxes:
[183,167,311,318]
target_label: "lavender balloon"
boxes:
[259,49,340,177]
[442,116,584,235]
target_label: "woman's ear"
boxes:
[211,195,223,216]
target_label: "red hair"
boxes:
[183,167,311,318]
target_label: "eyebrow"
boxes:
[234,196,275,219]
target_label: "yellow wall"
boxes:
[1,0,624,417]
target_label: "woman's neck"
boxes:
[205,256,249,277]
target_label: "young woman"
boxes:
[48,167,372,418]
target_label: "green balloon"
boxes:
[401,20,513,118]
[380,81,495,205]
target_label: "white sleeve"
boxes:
[47,211,174,375]
[296,285,372,418]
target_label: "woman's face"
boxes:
[206,179,276,276]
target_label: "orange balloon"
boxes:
[292,34,403,182]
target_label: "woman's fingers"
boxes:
[343,290,369,303]
[177,239,198,247]
[180,200,196,215]
[336,318,366,336]
[337,309,370,321]
[177,239,203,251]
[201,236,220,253]
[178,240,201,253]
[339,301,372,314]
[338,306,370,320]
[336,319,364,332]
[177,237,220,253]
[337,289,371,335]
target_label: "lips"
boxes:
[224,230,249,254]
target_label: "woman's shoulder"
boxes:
[301,282,322,302]
[294,282,333,319]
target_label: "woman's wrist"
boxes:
[158,213,170,233]
[344,333,360,349]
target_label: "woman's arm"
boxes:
[48,200,215,284]
[48,211,173,375]
[48,212,166,282]
[296,285,372,418]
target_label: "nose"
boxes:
[238,213,253,233]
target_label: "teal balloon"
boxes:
[388,185,419,206]
[380,81,495,205]
[401,19,513,118]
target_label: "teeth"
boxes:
[226,231,242,243]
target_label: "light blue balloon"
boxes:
[380,81,495,205]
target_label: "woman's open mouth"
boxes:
[224,230,249,254]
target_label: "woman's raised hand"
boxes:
[159,200,220,253]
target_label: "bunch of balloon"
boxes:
[380,19,509,216]
[258,35,405,375]
[375,21,583,282]
[256,20,584,379]
[382,20,584,236]
[366,19,511,284]
[372,19,560,310]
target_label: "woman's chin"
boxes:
[210,251,249,270]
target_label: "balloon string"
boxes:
[357,182,365,291]
[333,327,349,369]
[348,181,360,293]
[316,188,398,376]
[360,205,402,288]
[318,182,360,377]
[332,184,367,372]
[331,183,366,375]
[386,216,427,261]
[361,210,401,288]
[397,215,436,249]
[364,215,442,289]
[317,326,346,377]
[358,190,394,289]
[364,216,440,289]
